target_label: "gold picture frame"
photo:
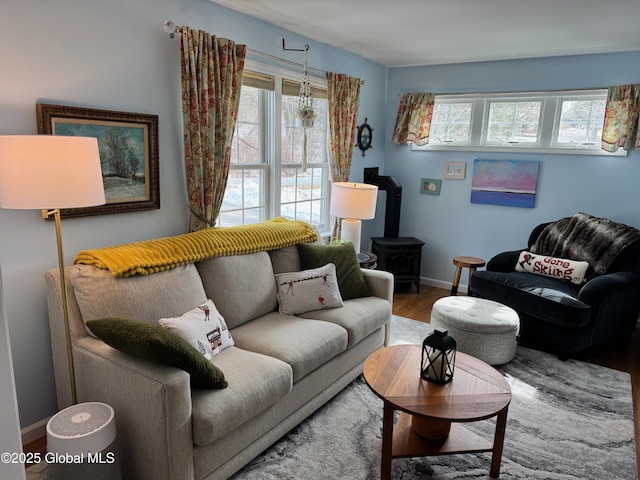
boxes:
[36,103,160,218]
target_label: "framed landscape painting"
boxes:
[36,103,160,218]
[470,159,539,208]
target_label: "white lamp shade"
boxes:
[330,182,378,220]
[0,135,106,210]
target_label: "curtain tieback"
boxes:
[190,208,217,227]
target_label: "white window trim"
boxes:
[412,89,627,157]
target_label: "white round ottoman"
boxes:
[430,296,520,365]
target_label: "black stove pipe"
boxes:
[363,167,402,238]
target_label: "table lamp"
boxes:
[0,135,105,405]
[330,182,378,251]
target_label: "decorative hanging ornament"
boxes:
[296,47,316,173]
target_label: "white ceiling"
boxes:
[209,0,640,68]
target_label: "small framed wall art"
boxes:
[443,161,466,180]
[420,178,442,195]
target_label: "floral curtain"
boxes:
[601,84,640,153]
[181,27,246,231]
[326,72,362,239]
[392,92,435,146]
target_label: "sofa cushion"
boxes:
[159,299,234,360]
[471,270,591,328]
[86,318,227,389]
[196,252,278,329]
[275,263,343,315]
[230,312,348,382]
[269,245,302,274]
[297,243,370,300]
[191,346,292,445]
[69,263,208,334]
[302,296,392,347]
[515,251,589,285]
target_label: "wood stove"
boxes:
[364,168,424,293]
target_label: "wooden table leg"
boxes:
[489,406,509,478]
[451,266,462,295]
[381,403,394,480]
[467,267,477,296]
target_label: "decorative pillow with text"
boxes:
[159,299,234,360]
[275,263,344,315]
[515,251,589,285]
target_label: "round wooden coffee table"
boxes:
[363,344,511,479]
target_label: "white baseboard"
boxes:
[419,276,467,294]
[22,416,49,445]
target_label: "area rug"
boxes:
[231,315,636,480]
[26,315,636,480]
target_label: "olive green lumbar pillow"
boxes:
[86,318,227,389]
[297,242,370,300]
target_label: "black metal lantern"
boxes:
[421,327,456,384]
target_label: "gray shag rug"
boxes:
[27,315,636,480]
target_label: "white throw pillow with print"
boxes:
[159,299,234,359]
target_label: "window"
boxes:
[218,68,331,228]
[554,95,606,147]
[430,101,473,145]
[414,89,619,155]
[484,99,542,146]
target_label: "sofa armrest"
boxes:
[362,268,394,345]
[74,336,194,480]
[487,249,524,272]
[362,268,394,305]
[579,271,640,305]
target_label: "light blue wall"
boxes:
[0,0,387,430]
[381,53,640,289]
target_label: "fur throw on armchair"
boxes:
[530,212,640,280]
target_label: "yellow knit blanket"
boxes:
[74,217,318,277]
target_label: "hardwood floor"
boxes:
[393,284,640,475]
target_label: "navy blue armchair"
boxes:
[470,214,640,356]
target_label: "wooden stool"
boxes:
[451,256,485,295]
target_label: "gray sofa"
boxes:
[45,241,393,480]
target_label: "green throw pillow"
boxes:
[86,318,227,389]
[297,242,370,300]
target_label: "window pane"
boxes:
[486,101,541,144]
[557,98,605,145]
[220,168,265,226]
[431,102,472,144]
[232,86,263,165]
[280,93,330,228]
[281,95,328,165]
[280,166,329,226]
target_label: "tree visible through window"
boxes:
[218,71,331,229]
[485,100,542,145]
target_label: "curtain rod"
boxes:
[163,20,327,78]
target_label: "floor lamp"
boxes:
[0,135,105,405]
[330,182,378,251]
